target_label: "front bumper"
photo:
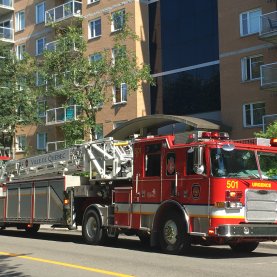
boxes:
[217,224,277,237]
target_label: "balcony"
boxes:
[0,26,14,44]
[45,37,82,52]
[260,62,277,91]
[45,1,82,26]
[262,114,277,132]
[0,0,13,16]
[259,11,277,44]
[46,105,82,125]
[46,141,66,152]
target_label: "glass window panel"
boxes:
[122,83,127,102]
[36,2,45,24]
[249,10,261,34]
[242,13,248,35]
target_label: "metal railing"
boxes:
[45,1,82,25]
[45,40,57,51]
[46,141,66,152]
[46,105,82,125]
[260,10,277,36]
[0,26,14,41]
[45,37,82,52]
[260,62,277,89]
[262,114,277,132]
[0,0,12,8]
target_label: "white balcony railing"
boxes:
[45,1,82,25]
[46,105,82,125]
[260,62,277,90]
[45,40,57,51]
[260,11,277,42]
[45,37,82,52]
[0,26,14,42]
[0,0,12,8]
[46,141,66,152]
[262,114,277,132]
[0,0,13,15]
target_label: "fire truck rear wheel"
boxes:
[229,241,259,253]
[82,209,106,245]
[159,213,190,255]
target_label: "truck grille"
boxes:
[245,189,277,223]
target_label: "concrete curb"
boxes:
[259,242,277,250]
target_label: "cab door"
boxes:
[183,146,210,234]
[132,141,162,229]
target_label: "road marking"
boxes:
[0,251,134,277]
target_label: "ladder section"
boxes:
[5,147,83,180]
[85,137,133,179]
[3,137,134,181]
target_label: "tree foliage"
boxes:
[39,17,154,143]
[255,120,277,138]
[0,14,154,153]
[0,45,39,151]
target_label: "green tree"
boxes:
[255,120,277,138]
[40,16,154,145]
[0,45,39,157]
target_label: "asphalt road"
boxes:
[0,228,277,277]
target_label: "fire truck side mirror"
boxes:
[193,146,205,175]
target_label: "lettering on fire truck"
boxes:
[251,182,271,188]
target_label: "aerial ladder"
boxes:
[1,137,134,182]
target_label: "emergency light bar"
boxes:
[188,131,230,142]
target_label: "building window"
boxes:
[89,18,101,39]
[36,37,45,56]
[111,9,125,32]
[15,10,25,32]
[36,2,45,24]
[241,55,263,81]
[36,72,45,86]
[16,44,26,60]
[16,135,27,152]
[88,0,100,4]
[113,83,127,104]
[243,102,265,127]
[37,100,46,117]
[112,46,126,65]
[114,120,127,129]
[37,133,47,150]
[240,9,261,36]
[95,124,103,139]
[90,53,102,62]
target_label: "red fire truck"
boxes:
[0,131,277,255]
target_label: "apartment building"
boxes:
[218,0,277,138]
[0,0,150,158]
[1,0,277,159]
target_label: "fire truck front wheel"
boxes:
[159,213,190,255]
[82,209,106,245]
[229,241,259,253]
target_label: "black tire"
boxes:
[25,224,40,234]
[82,209,107,245]
[229,241,259,253]
[159,212,190,255]
[138,234,150,246]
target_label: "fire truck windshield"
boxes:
[210,148,277,180]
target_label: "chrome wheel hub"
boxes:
[164,220,178,245]
[87,217,97,238]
